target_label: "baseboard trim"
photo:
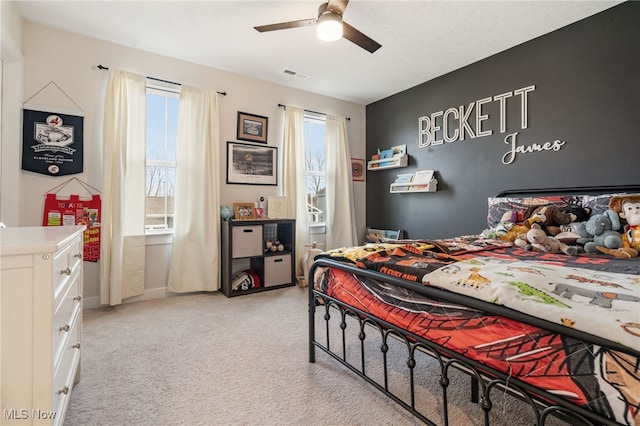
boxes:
[83,287,169,310]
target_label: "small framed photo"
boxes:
[237,111,268,143]
[351,158,365,182]
[233,203,256,220]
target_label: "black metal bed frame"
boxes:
[308,257,636,426]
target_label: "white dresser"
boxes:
[1,226,84,425]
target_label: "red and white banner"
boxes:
[42,184,101,261]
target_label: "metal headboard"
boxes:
[496,184,640,198]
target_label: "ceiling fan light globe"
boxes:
[317,13,343,42]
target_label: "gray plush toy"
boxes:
[575,209,623,253]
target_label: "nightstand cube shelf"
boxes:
[221,219,296,297]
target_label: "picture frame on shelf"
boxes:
[267,196,288,219]
[233,203,256,220]
[351,158,365,182]
[227,141,277,186]
[237,111,268,143]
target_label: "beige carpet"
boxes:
[65,286,567,425]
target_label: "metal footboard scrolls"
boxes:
[308,258,630,426]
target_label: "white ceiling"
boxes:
[14,0,622,105]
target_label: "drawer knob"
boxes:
[73,253,83,259]
[73,295,82,302]
[73,343,81,349]
[59,324,70,332]
[60,267,71,275]
[58,386,69,395]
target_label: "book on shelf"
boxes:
[390,144,407,157]
[393,173,413,183]
[410,179,437,191]
[391,173,413,191]
[378,149,394,167]
[413,169,435,183]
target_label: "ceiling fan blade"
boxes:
[327,0,349,16]
[342,22,381,53]
[254,19,316,33]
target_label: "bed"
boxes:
[308,187,640,426]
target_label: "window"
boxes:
[145,82,179,232]
[304,113,326,232]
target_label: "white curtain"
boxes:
[325,115,357,249]
[167,85,221,293]
[100,69,147,305]
[282,106,309,276]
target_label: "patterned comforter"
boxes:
[314,236,640,425]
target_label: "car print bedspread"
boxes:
[315,236,640,424]
[316,235,640,354]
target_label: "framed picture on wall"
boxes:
[351,158,365,182]
[226,141,277,186]
[237,111,268,143]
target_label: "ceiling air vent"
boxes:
[282,69,310,80]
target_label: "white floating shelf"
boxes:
[390,179,438,193]
[367,154,408,171]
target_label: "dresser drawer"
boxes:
[263,254,291,287]
[67,236,84,273]
[53,271,81,366]
[53,244,72,294]
[52,237,81,302]
[231,225,263,258]
[52,313,81,426]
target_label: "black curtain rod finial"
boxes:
[97,64,226,96]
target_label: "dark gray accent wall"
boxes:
[366,2,640,239]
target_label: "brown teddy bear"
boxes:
[526,204,591,236]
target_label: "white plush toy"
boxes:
[524,223,578,255]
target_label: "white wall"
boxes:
[1,1,23,227]
[15,21,366,307]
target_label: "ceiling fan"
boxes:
[254,0,381,53]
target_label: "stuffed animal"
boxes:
[560,204,591,223]
[598,194,640,258]
[525,204,590,236]
[555,205,591,233]
[575,209,623,254]
[522,223,578,255]
[513,204,558,236]
[500,223,531,243]
[499,208,543,243]
[483,210,517,239]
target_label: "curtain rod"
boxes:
[278,103,350,121]
[97,65,227,96]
